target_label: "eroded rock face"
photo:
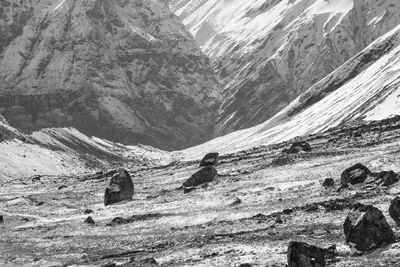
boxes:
[0,0,221,150]
[344,203,395,252]
[287,241,336,267]
[389,197,400,226]
[199,152,219,166]
[183,166,217,187]
[104,168,134,206]
[341,163,372,186]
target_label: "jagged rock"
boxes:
[230,197,242,206]
[84,209,94,214]
[322,178,334,187]
[343,203,395,252]
[104,169,134,206]
[341,163,372,186]
[375,170,399,186]
[199,152,219,166]
[84,216,95,225]
[389,197,400,226]
[283,141,312,154]
[183,167,217,187]
[287,241,336,267]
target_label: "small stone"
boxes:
[322,178,334,187]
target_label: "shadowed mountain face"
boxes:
[171,0,400,136]
[0,0,221,150]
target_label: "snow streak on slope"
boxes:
[171,0,400,136]
[180,25,400,160]
[0,115,173,181]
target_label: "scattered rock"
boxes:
[84,209,94,214]
[375,170,399,186]
[183,166,217,188]
[341,163,372,186]
[230,197,242,206]
[104,169,134,206]
[389,197,400,226]
[200,152,219,166]
[283,141,312,154]
[84,216,95,225]
[343,203,395,252]
[31,175,41,182]
[287,241,336,267]
[58,185,67,190]
[322,178,334,187]
[270,155,295,166]
[283,209,293,215]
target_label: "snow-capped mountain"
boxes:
[0,114,173,180]
[171,0,400,135]
[0,0,221,150]
[180,24,400,160]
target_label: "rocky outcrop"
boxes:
[343,203,395,252]
[0,0,221,150]
[171,0,400,136]
[104,168,134,206]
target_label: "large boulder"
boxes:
[341,163,372,186]
[287,241,336,267]
[343,203,395,252]
[104,169,134,206]
[183,167,217,188]
[389,197,400,226]
[283,141,312,154]
[199,152,219,166]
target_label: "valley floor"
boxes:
[2,118,400,266]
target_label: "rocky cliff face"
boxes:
[171,0,400,135]
[0,0,221,150]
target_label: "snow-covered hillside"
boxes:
[171,0,400,135]
[180,24,400,160]
[0,115,173,181]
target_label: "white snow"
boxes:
[53,0,67,12]
[178,25,400,160]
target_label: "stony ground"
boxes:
[2,119,400,266]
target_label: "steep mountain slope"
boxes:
[0,114,173,181]
[171,0,400,135]
[180,24,400,160]
[0,0,221,150]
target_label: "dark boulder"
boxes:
[322,178,334,187]
[104,168,134,206]
[200,152,219,166]
[283,141,312,154]
[58,185,67,190]
[375,170,399,186]
[341,163,372,186]
[389,197,400,226]
[84,216,95,225]
[343,203,395,252]
[287,241,336,267]
[31,175,41,182]
[183,166,217,188]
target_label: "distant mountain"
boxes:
[0,114,173,180]
[0,0,221,150]
[171,0,400,135]
[180,24,400,159]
